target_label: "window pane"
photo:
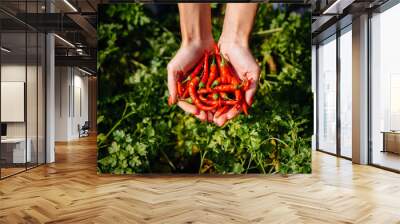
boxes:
[38,32,45,165]
[340,27,352,158]
[1,30,28,177]
[27,30,38,169]
[318,35,337,154]
[371,4,400,171]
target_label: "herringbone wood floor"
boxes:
[1,136,400,224]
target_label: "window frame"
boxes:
[315,21,353,161]
[367,1,400,173]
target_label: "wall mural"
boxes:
[97,3,312,174]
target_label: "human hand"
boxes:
[211,3,259,126]
[218,40,260,105]
[167,3,215,122]
[213,40,260,126]
[170,3,259,125]
[167,39,214,121]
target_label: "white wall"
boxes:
[1,65,25,81]
[55,66,70,141]
[55,66,89,141]
[72,73,89,138]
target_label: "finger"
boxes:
[207,111,213,122]
[245,67,260,106]
[245,81,257,106]
[213,113,227,127]
[226,106,242,120]
[195,110,207,122]
[177,101,199,115]
[167,62,180,104]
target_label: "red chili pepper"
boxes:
[199,94,208,102]
[200,97,218,106]
[224,66,246,103]
[196,101,218,111]
[214,43,220,55]
[189,77,218,111]
[177,82,183,98]
[198,88,215,94]
[242,79,252,91]
[227,64,241,84]
[182,86,189,98]
[213,84,240,92]
[223,100,239,106]
[176,70,185,81]
[206,56,217,90]
[211,76,233,88]
[218,55,232,83]
[178,81,189,99]
[190,59,204,79]
[174,48,252,120]
[199,94,218,106]
[199,52,209,89]
[235,90,243,102]
[214,45,240,85]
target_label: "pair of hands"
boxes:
[167,38,260,126]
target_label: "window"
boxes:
[370,3,400,171]
[0,1,46,179]
[317,35,337,154]
[339,26,352,158]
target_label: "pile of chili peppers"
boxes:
[169,45,251,122]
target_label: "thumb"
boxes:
[244,65,260,106]
[167,63,180,104]
[245,79,257,106]
[213,113,227,127]
[177,101,199,115]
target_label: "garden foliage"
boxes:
[97,4,312,174]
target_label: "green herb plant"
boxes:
[97,4,312,174]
